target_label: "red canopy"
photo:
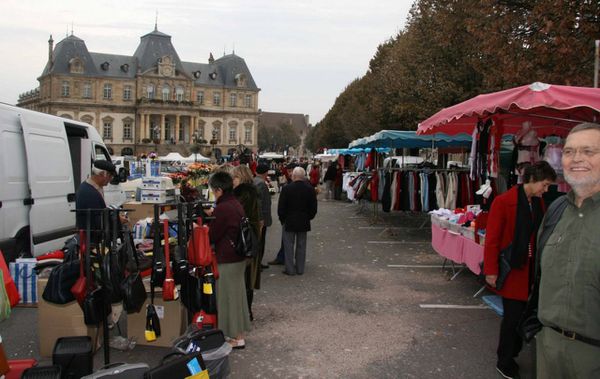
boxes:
[417,82,600,137]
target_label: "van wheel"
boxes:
[14,228,32,259]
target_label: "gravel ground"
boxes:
[1,192,535,378]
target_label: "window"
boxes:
[103,121,112,139]
[229,125,237,141]
[196,91,204,104]
[245,125,252,142]
[245,94,252,108]
[179,121,185,141]
[197,125,204,140]
[162,85,170,101]
[147,84,154,99]
[82,83,92,98]
[176,86,184,102]
[230,93,237,107]
[212,126,221,142]
[103,83,112,99]
[123,85,132,100]
[123,120,132,140]
[61,81,70,97]
[213,92,221,106]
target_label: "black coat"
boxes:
[278,179,318,232]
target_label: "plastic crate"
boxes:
[52,336,93,378]
[21,365,61,379]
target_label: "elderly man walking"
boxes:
[537,122,600,378]
[278,167,318,276]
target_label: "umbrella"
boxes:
[417,82,600,137]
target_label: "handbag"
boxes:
[82,287,110,326]
[495,244,512,290]
[179,267,203,313]
[0,250,19,307]
[71,231,88,306]
[120,230,147,314]
[0,271,11,322]
[151,207,166,288]
[162,220,177,301]
[42,254,80,304]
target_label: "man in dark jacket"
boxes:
[278,167,318,275]
[253,164,272,269]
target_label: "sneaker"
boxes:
[496,363,520,379]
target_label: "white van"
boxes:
[0,103,125,260]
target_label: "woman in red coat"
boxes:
[483,161,556,379]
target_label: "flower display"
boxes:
[185,162,217,187]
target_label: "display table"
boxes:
[431,223,483,275]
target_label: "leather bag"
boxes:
[71,231,88,306]
[120,230,147,314]
[42,255,80,304]
[162,220,177,301]
[179,267,203,313]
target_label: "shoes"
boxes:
[226,337,246,349]
[261,264,269,269]
[268,260,283,265]
[282,270,296,276]
[496,362,520,379]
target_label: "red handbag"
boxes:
[162,220,177,301]
[71,231,88,306]
[187,221,212,267]
[0,250,20,307]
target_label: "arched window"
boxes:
[61,81,70,97]
[176,86,184,101]
[162,85,170,101]
[121,147,134,156]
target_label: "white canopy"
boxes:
[159,152,186,162]
[183,153,210,162]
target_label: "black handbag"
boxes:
[42,256,80,304]
[103,211,124,303]
[120,230,147,314]
[201,268,217,314]
[180,267,203,313]
[82,287,111,326]
[495,244,512,290]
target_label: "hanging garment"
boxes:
[428,173,437,210]
[390,172,398,211]
[435,172,445,209]
[378,169,385,201]
[381,172,392,212]
[394,172,403,211]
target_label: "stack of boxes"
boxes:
[140,177,176,204]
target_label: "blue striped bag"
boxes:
[9,258,37,305]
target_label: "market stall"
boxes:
[417,82,600,276]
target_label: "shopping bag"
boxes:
[9,258,37,304]
[0,251,20,307]
[0,271,11,322]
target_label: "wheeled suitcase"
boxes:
[144,352,206,379]
[52,336,93,378]
[21,365,62,378]
[81,362,150,378]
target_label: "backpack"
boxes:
[234,217,257,258]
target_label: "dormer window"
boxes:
[120,64,129,73]
[194,71,201,79]
[100,62,110,71]
[209,71,217,80]
[234,73,247,87]
[69,57,84,74]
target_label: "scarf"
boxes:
[511,185,543,268]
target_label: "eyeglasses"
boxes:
[562,147,600,158]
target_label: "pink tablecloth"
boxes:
[431,224,483,275]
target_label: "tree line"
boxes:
[305,0,600,152]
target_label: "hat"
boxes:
[256,164,269,174]
[93,160,117,175]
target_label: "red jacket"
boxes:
[483,185,544,301]
[209,192,246,264]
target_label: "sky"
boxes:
[0,0,414,124]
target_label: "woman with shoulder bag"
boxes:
[483,161,556,379]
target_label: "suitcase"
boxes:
[173,328,226,354]
[144,352,206,379]
[52,336,93,378]
[21,365,62,378]
[81,362,149,378]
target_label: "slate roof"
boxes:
[259,111,310,135]
[41,30,259,90]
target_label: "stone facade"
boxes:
[18,29,260,158]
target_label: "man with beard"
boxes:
[537,123,600,378]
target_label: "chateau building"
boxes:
[18,27,260,158]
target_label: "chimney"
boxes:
[48,34,54,64]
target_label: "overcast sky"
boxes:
[0,0,413,124]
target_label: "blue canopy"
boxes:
[348,130,472,149]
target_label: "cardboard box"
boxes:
[127,292,186,348]
[140,189,175,204]
[37,279,101,357]
[124,202,161,224]
[142,176,173,190]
